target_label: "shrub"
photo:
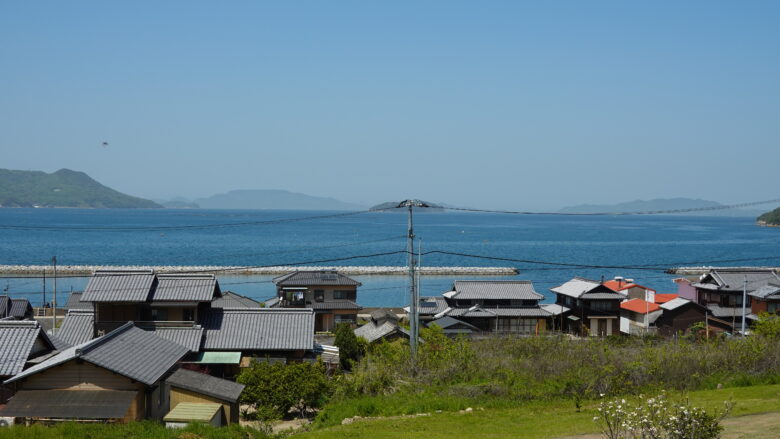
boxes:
[753,312,780,338]
[237,360,332,420]
[334,322,365,370]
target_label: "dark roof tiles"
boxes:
[273,271,361,287]
[166,368,245,402]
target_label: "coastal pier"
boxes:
[0,265,519,276]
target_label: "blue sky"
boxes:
[1,1,779,210]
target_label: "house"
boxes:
[271,270,362,332]
[63,292,92,311]
[416,296,450,323]
[54,270,317,376]
[619,298,662,335]
[748,284,780,316]
[692,269,780,327]
[354,309,409,343]
[1,323,189,423]
[164,367,245,425]
[550,277,627,336]
[0,296,34,320]
[603,277,656,302]
[672,277,698,301]
[431,281,550,335]
[654,298,731,337]
[427,315,481,337]
[0,321,57,403]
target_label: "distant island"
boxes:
[0,168,161,208]
[559,197,765,217]
[758,207,780,227]
[189,189,365,211]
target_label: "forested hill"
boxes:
[0,168,161,208]
[758,207,780,226]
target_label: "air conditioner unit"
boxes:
[96,330,106,337]
[0,417,14,427]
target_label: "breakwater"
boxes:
[0,265,519,276]
[667,266,780,276]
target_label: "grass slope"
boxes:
[294,384,780,439]
[0,168,161,208]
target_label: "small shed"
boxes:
[165,368,245,424]
[164,402,222,428]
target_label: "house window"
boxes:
[314,290,325,302]
[333,290,351,300]
[769,302,779,313]
[590,301,613,312]
[496,318,536,334]
[334,315,355,324]
[151,308,168,321]
[182,308,195,322]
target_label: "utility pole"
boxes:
[741,275,747,336]
[52,256,58,334]
[42,268,46,309]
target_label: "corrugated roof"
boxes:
[272,271,361,286]
[451,281,543,300]
[354,321,408,343]
[166,367,245,402]
[550,277,602,298]
[0,390,137,419]
[81,270,156,303]
[620,299,661,314]
[6,323,188,386]
[212,291,262,309]
[0,321,52,377]
[152,274,220,302]
[202,308,315,351]
[164,402,222,423]
[541,304,570,316]
[64,292,93,311]
[660,297,694,311]
[56,310,95,346]
[141,326,203,353]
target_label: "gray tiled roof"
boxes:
[0,296,9,317]
[580,291,627,300]
[660,297,694,311]
[451,281,543,300]
[56,310,95,346]
[166,367,245,403]
[0,296,32,319]
[354,321,409,343]
[417,296,449,315]
[81,270,156,303]
[707,305,756,319]
[273,270,361,286]
[212,291,262,309]
[309,300,361,310]
[748,284,780,300]
[447,306,551,318]
[201,308,315,351]
[429,316,480,332]
[694,269,780,292]
[152,274,220,302]
[64,292,93,311]
[141,326,203,352]
[6,323,188,386]
[0,321,53,376]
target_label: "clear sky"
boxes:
[1,1,778,210]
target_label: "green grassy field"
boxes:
[292,384,780,439]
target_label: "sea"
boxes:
[1,208,779,308]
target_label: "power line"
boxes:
[0,209,383,232]
[439,197,780,216]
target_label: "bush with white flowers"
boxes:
[595,393,731,439]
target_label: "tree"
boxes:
[237,360,331,420]
[753,312,780,338]
[334,322,364,370]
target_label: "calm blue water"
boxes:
[1,208,779,307]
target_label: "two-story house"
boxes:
[692,268,780,328]
[550,277,627,336]
[748,283,780,316]
[271,270,362,332]
[429,280,550,335]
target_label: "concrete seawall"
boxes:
[667,266,780,276]
[0,265,519,276]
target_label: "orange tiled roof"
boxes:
[620,298,661,314]
[603,280,657,293]
[653,294,679,304]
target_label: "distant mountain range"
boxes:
[162,189,367,211]
[0,168,161,208]
[559,198,765,217]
